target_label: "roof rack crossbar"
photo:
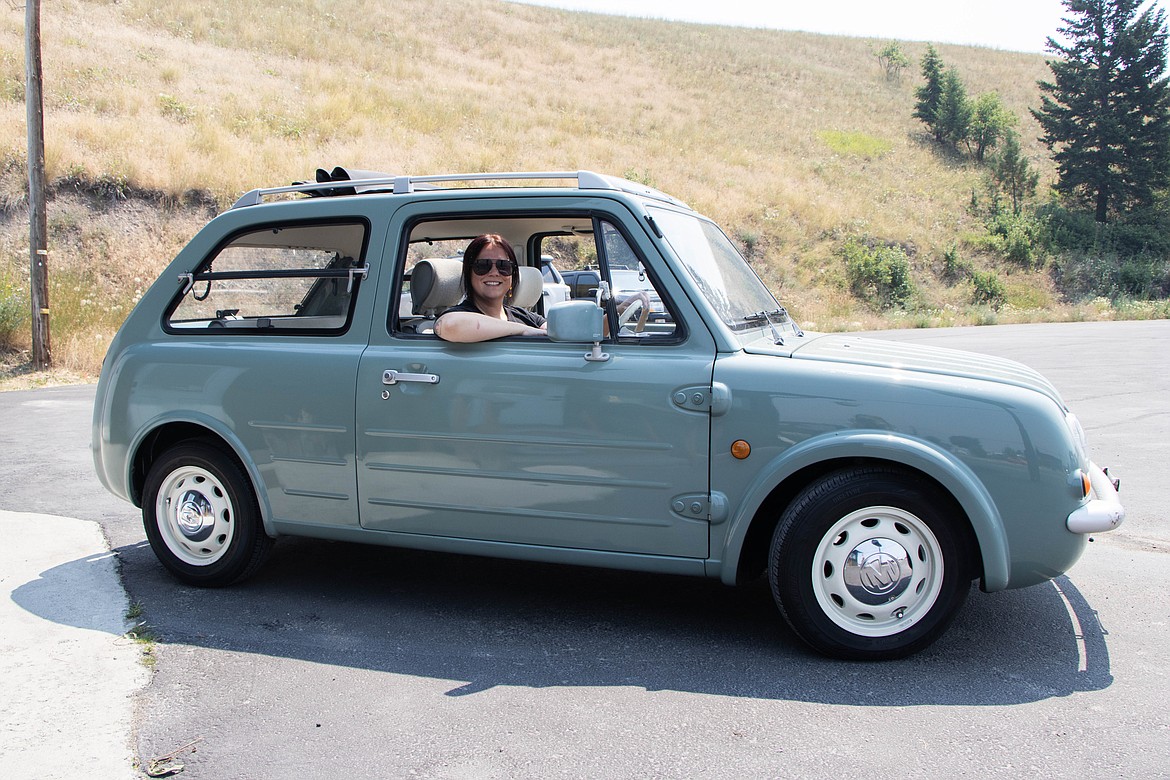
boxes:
[391,171,616,194]
[232,178,400,209]
[231,170,687,209]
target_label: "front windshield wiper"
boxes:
[730,308,803,343]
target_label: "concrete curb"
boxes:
[0,511,147,779]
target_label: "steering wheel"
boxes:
[616,293,649,333]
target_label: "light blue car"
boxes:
[92,170,1124,660]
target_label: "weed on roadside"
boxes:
[125,603,158,669]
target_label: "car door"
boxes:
[354,199,715,559]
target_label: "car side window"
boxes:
[391,213,679,342]
[597,221,678,342]
[166,221,368,334]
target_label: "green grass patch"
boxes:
[817,130,893,160]
[125,604,158,669]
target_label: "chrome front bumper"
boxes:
[1067,462,1126,534]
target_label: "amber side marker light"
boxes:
[1075,469,1091,499]
[731,440,751,460]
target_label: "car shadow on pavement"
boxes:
[14,535,1112,707]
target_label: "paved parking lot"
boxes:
[1,320,1166,778]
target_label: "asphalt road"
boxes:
[1,320,1167,779]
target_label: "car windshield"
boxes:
[610,269,652,291]
[649,207,796,337]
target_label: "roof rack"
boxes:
[231,170,689,210]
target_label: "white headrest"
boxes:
[410,258,464,316]
[511,265,543,309]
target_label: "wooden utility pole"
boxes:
[25,0,51,369]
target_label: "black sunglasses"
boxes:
[470,258,516,276]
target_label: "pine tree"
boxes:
[935,68,973,148]
[913,45,945,142]
[1032,0,1170,223]
[991,132,1040,215]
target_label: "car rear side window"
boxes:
[166,221,369,334]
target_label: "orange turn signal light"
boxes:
[731,440,751,460]
[1075,469,1091,499]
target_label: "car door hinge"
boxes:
[671,383,731,416]
[671,492,728,524]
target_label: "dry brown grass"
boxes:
[0,0,1142,378]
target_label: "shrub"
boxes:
[736,229,759,258]
[842,239,914,310]
[157,93,196,123]
[0,276,27,351]
[941,243,970,282]
[1050,250,1170,300]
[969,269,1006,309]
[874,42,910,81]
[1040,202,1170,257]
[987,211,1045,267]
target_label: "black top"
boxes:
[439,299,546,328]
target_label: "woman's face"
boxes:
[468,244,514,308]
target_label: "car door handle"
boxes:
[383,370,439,385]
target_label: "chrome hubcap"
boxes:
[175,490,215,541]
[843,537,913,605]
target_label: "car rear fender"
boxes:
[128,412,276,537]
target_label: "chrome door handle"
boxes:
[383,370,439,385]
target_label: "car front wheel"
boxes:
[142,442,272,587]
[768,467,973,660]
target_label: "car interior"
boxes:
[395,215,676,340]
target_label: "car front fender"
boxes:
[712,431,1011,591]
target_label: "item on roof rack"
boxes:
[302,166,396,197]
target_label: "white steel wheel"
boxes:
[769,467,973,661]
[155,464,236,567]
[810,505,945,638]
[142,442,271,587]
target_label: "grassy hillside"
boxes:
[0,0,1160,378]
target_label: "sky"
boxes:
[509,0,1169,54]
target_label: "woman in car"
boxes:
[433,234,548,342]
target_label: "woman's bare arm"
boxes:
[433,312,546,342]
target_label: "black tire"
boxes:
[768,466,973,661]
[142,442,272,587]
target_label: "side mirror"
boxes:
[547,301,610,362]
[547,301,604,342]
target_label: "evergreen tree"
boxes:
[913,45,945,142]
[991,132,1040,214]
[1032,0,1170,222]
[935,68,973,147]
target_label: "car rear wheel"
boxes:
[768,466,973,660]
[142,442,272,587]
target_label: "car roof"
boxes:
[231,170,691,211]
